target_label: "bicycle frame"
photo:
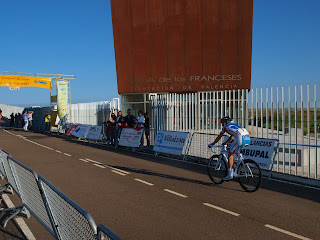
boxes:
[210,146,254,179]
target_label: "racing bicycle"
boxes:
[207,145,262,192]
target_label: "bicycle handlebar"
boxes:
[208,145,228,154]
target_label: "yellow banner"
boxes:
[57,81,68,121]
[0,75,52,89]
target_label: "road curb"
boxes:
[266,171,320,188]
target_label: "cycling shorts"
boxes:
[229,134,251,154]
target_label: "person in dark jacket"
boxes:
[124,109,136,128]
[144,112,150,146]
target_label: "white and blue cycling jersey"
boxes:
[221,122,249,137]
[222,122,250,154]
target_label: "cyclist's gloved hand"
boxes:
[208,144,213,148]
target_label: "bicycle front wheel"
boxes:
[207,155,228,184]
[237,159,262,192]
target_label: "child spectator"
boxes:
[134,123,143,131]
[121,122,130,128]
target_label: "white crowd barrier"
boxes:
[64,125,280,174]
[0,147,121,240]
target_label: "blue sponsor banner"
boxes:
[222,136,277,170]
[153,131,189,156]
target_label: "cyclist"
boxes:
[208,117,251,181]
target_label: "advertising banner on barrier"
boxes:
[119,128,144,148]
[85,126,102,140]
[66,124,79,136]
[153,131,189,156]
[236,137,277,170]
[72,124,90,139]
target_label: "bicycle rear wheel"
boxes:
[207,155,228,184]
[237,159,262,192]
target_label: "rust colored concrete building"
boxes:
[111,0,253,113]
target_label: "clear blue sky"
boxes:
[0,0,319,107]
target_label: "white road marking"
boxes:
[134,178,154,186]
[63,153,71,157]
[2,194,36,240]
[203,203,240,217]
[85,158,102,164]
[79,158,89,162]
[164,189,188,198]
[24,139,54,150]
[111,170,126,176]
[55,150,62,153]
[93,164,106,169]
[104,165,129,174]
[265,224,312,240]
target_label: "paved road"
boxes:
[0,128,319,240]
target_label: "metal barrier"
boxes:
[1,150,20,196]
[8,157,57,237]
[38,175,97,240]
[0,148,121,240]
[97,224,122,240]
[0,151,29,228]
[184,132,221,161]
[0,149,10,179]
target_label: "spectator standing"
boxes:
[108,113,116,123]
[137,110,145,145]
[0,109,2,126]
[124,109,136,128]
[10,113,15,127]
[144,112,150,146]
[116,111,122,128]
[137,110,145,127]
[15,113,19,127]
[44,114,51,132]
[104,121,112,144]
[23,111,29,131]
[109,113,117,144]
[115,111,123,145]
[20,112,24,127]
[27,111,34,130]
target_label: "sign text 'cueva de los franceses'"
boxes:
[126,74,243,92]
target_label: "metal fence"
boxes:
[0,147,122,240]
[1,99,120,131]
[8,157,56,235]
[0,104,24,118]
[70,99,120,126]
[149,85,320,180]
[25,106,51,131]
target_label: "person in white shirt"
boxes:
[137,110,145,145]
[27,111,34,130]
[23,111,29,131]
[137,110,145,127]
